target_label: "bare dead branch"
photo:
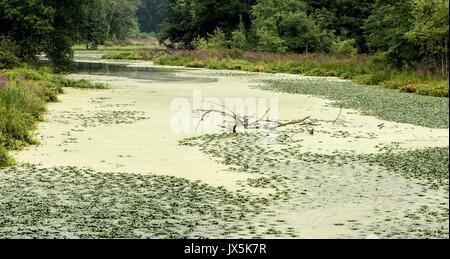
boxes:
[332,106,343,127]
[194,104,317,135]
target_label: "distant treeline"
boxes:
[157,0,448,76]
[1,0,448,75]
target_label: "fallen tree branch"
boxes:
[195,105,317,135]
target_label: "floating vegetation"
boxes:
[365,147,449,188]
[0,164,297,239]
[54,109,150,128]
[78,110,150,127]
[257,79,449,128]
[179,128,449,239]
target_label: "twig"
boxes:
[332,106,343,126]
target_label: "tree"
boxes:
[230,17,248,50]
[137,0,168,33]
[84,1,109,49]
[364,0,417,67]
[405,0,449,76]
[105,0,139,41]
[0,0,54,62]
[0,36,21,69]
[0,0,93,70]
[159,0,256,48]
[79,0,139,49]
[252,0,333,53]
[304,0,375,52]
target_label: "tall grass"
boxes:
[102,49,169,61]
[143,49,449,97]
[0,145,13,167]
[0,67,108,167]
[0,79,45,151]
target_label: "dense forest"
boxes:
[0,0,448,75]
[158,0,448,75]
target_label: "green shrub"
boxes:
[331,39,358,56]
[0,145,14,167]
[186,60,207,68]
[354,72,390,85]
[193,37,209,50]
[36,80,63,102]
[199,28,229,50]
[223,59,244,70]
[382,76,416,89]
[416,81,449,97]
[135,49,168,60]
[305,68,328,76]
[102,52,135,60]
[340,72,356,79]
[230,19,248,50]
[0,80,46,120]
[0,36,21,69]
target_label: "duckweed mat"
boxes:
[257,79,449,128]
[180,130,449,238]
[0,164,298,239]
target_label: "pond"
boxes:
[73,61,218,83]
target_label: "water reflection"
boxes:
[73,62,217,83]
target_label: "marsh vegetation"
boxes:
[0,0,448,239]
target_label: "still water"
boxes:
[73,61,218,83]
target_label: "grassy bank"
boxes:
[72,37,160,52]
[101,48,169,61]
[103,49,448,98]
[0,68,108,167]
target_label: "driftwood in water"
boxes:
[195,104,317,134]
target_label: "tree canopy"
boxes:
[0,0,448,74]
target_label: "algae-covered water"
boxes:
[1,54,448,239]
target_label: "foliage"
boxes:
[252,0,332,53]
[0,79,45,151]
[0,36,21,69]
[0,145,14,167]
[0,0,95,70]
[60,79,109,89]
[0,67,108,167]
[143,49,449,98]
[304,0,375,52]
[0,0,55,61]
[137,0,168,33]
[106,0,139,41]
[197,28,229,50]
[156,0,448,74]
[331,39,358,56]
[0,0,140,68]
[84,2,109,50]
[230,18,249,50]
[158,0,256,48]
[404,0,449,77]
[82,0,139,48]
[364,0,416,67]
